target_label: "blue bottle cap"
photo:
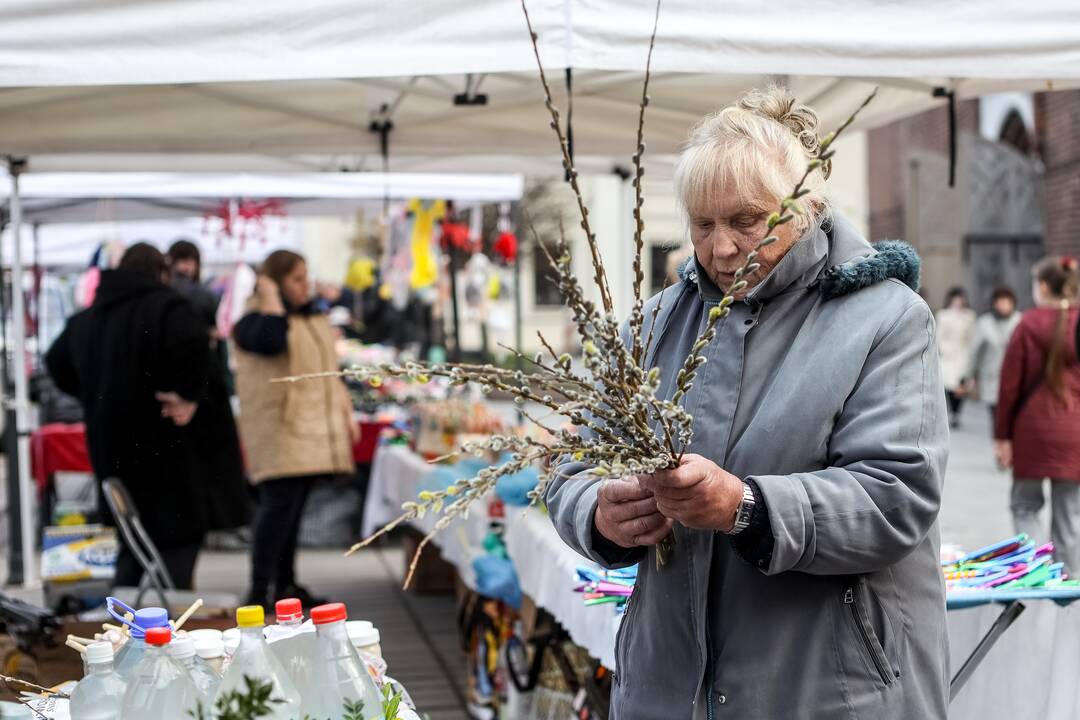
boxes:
[130,607,169,638]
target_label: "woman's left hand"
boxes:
[640,453,745,532]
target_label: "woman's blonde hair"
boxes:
[673,86,829,236]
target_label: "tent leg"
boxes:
[5,158,37,588]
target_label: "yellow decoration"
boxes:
[345,257,376,292]
[407,198,446,289]
[378,283,392,301]
[486,274,501,299]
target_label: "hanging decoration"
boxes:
[492,231,518,264]
[407,198,446,289]
[201,197,288,248]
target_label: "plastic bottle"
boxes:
[119,627,200,720]
[169,635,221,706]
[213,606,301,720]
[106,598,171,681]
[310,603,383,720]
[346,620,383,660]
[265,598,318,709]
[68,642,126,720]
[195,636,226,675]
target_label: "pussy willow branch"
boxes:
[308,4,877,582]
[629,0,662,371]
[520,0,614,321]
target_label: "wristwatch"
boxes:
[728,481,756,535]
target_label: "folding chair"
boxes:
[101,478,175,608]
[100,478,240,615]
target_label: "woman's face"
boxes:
[992,296,1015,317]
[688,186,799,298]
[280,261,311,308]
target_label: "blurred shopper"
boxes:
[233,250,357,608]
[995,257,1080,572]
[964,287,1021,421]
[166,240,251,537]
[937,286,976,428]
[46,243,210,588]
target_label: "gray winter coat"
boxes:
[547,213,950,720]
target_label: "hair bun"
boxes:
[737,86,831,179]
[1062,256,1078,273]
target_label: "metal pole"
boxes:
[0,204,21,586]
[7,159,36,587]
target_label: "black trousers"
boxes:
[249,475,322,594]
[113,539,202,590]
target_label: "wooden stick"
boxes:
[67,634,97,645]
[0,673,70,698]
[172,598,203,631]
[102,623,123,632]
[65,638,87,654]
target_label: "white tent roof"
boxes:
[2,1,1078,173]
[0,172,524,223]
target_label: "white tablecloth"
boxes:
[364,445,620,667]
[364,445,1080,718]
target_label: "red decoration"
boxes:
[202,198,288,248]
[440,220,478,253]
[493,231,518,263]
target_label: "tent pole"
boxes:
[6,158,36,588]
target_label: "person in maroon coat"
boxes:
[995,256,1080,572]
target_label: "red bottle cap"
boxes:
[145,627,171,646]
[275,598,303,621]
[310,602,347,625]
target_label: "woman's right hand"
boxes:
[994,439,1013,470]
[593,476,673,549]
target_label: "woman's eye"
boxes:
[733,216,758,229]
[694,220,714,231]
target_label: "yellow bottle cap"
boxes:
[236,605,265,628]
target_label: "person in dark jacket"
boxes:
[46,243,211,589]
[166,240,251,534]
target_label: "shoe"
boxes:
[243,587,273,611]
[275,583,328,609]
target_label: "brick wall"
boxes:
[867,99,979,242]
[1037,89,1080,256]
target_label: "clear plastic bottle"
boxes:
[169,635,221,706]
[194,636,226,675]
[106,598,171,682]
[69,642,126,720]
[213,606,301,720]
[266,598,318,711]
[119,627,200,720]
[310,603,383,720]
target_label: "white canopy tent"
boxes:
[2,0,1079,586]
[2,1,1079,174]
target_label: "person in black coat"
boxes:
[46,243,211,589]
[166,240,251,534]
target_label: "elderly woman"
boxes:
[547,87,949,719]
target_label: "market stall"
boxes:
[364,438,1080,719]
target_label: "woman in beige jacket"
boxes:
[233,250,356,608]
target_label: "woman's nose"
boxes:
[711,232,740,259]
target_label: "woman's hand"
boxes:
[994,439,1013,470]
[641,453,745,532]
[155,392,198,427]
[593,477,673,549]
[255,275,286,316]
